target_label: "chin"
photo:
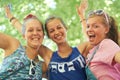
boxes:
[89,42,95,46]
[32,45,40,49]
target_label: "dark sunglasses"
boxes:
[29,60,36,75]
[24,14,37,21]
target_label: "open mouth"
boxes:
[88,34,95,42]
[31,37,41,42]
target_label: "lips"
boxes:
[31,36,41,43]
[32,38,39,41]
[54,33,63,40]
[56,36,62,40]
[88,34,95,42]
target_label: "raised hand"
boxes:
[5,5,22,33]
[76,0,88,36]
[77,0,88,18]
[5,5,13,19]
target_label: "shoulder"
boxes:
[77,41,93,57]
[100,39,119,49]
[5,37,20,57]
[93,39,120,64]
[39,45,53,58]
[71,47,85,58]
[98,39,120,57]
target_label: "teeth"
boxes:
[54,34,62,40]
[33,38,39,40]
[89,35,95,41]
[57,36,61,39]
[55,35,62,40]
[31,38,40,42]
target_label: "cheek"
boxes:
[40,32,44,36]
[48,33,55,39]
[86,30,89,36]
[24,32,31,39]
[48,33,53,38]
[96,30,106,39]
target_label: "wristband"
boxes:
[80,19,86,22]
[10,17,15,22]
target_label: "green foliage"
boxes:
[0,0,120,59]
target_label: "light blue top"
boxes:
[0,44,42,80]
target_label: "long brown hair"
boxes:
[107,16,119,45]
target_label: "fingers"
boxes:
[5,6,9,16]
[4,5,12,19]
[81,0,88,10]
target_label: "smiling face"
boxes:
[86,16,109,45]
[23,19,44,49]
[46,19,67,44]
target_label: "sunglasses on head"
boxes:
[24,14,37,21]
[88,10,110,26]
[88,10,104,16]
[29,60,36,75]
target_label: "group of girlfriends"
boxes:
[0,0,120,80]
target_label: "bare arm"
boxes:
[39,45,53,67]
[0,32,19,57]
[77,41,93,58]
[77,0,88,34]
[42,62,48,74]
[114,51,120,63]
[5,6,22,33]
[76,0,92,58]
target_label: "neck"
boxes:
[25,45,39,60]
[57,42,72,58]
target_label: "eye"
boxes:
[57,25,62,29]
[37,28,42,32]
[28,29,33,32]
[49,29,54,33]
[94,25,99,28]
[87,25,90,28]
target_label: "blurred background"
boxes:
[0,0,120,64]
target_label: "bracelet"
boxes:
[10,17,15,22]
[80,19,86,22]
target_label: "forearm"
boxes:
[78,41,93,58]
[10,17,22,33]
[5,6,22,33]
[81,19,87,34]
[77,0,88,35]
[79,13,87,34]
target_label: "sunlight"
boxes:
[105,0,114,6]
[44,0,56,9]
[0,25,6,31]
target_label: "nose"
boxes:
[54,29,59,34]
[86,26,93,32]
[33,30,38,35]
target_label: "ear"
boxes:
[105,26,110,34]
